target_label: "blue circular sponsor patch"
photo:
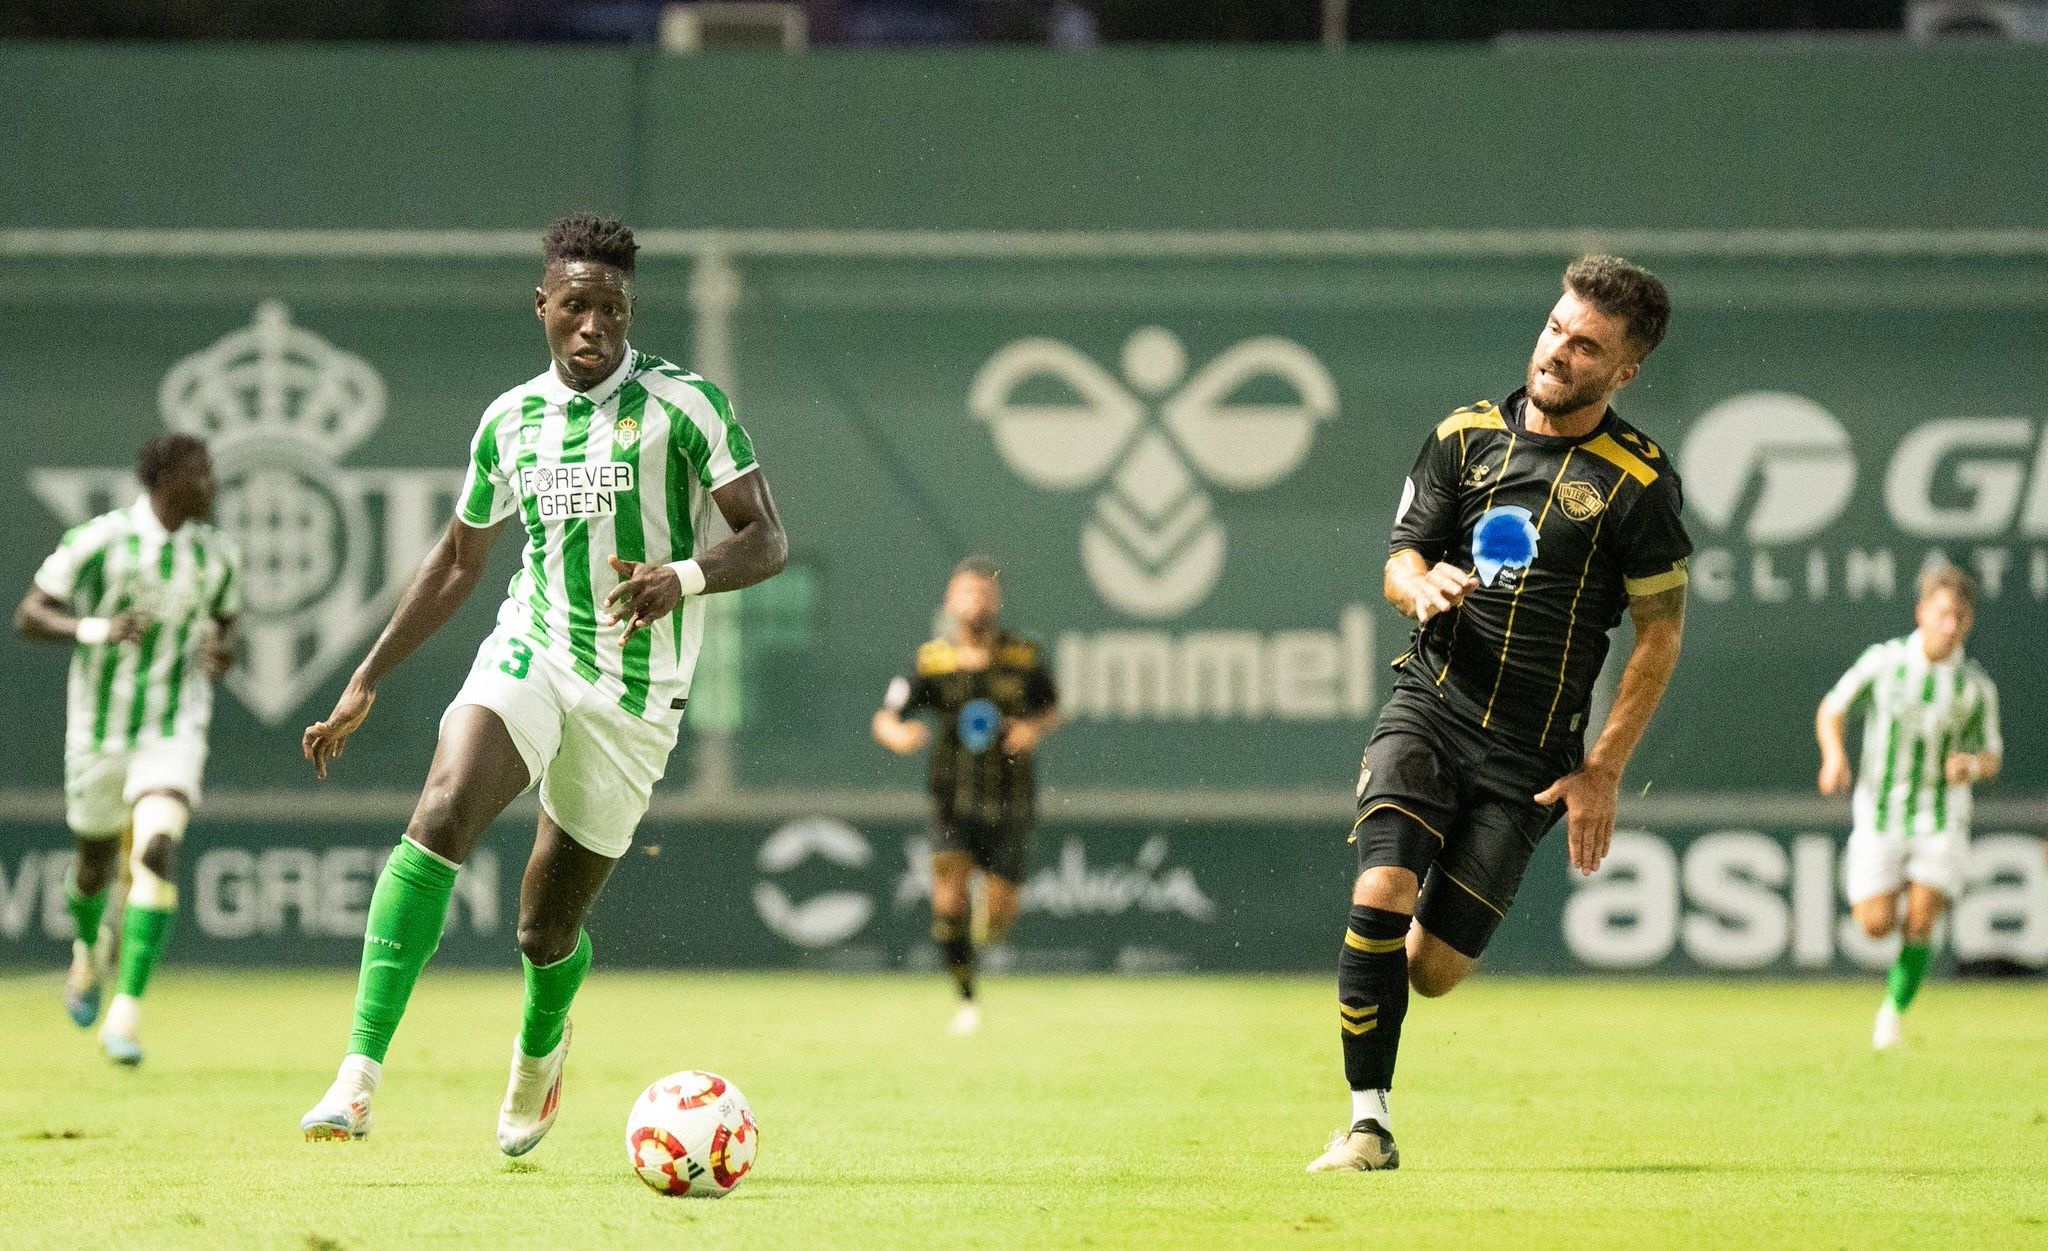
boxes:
[958,698,1001,753]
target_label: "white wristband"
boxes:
[664,559,707,597]
[74,617,112,645]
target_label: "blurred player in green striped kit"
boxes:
[1817,563,2002,1051]
[296,215,787,1151]
[14,433,239,1065]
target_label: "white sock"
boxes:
[336,1053,383,1097]
[103,993,141,1039]
[1351,1088,1390,1130]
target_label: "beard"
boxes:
[1524,358,1611,418]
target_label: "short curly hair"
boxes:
[1564,254,1671,361]
[137,433,208,490]
[542,214,639,276]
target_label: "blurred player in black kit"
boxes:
[873,556,1059,1035]
[1308,256,1691,1172]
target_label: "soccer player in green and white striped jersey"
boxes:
[13,433,238,1065]
[1817,563,2002,1051]
[297,216,787,1153]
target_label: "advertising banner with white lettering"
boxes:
[2,818,2040,973]
[7,253,2046,803]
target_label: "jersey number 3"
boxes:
[500,638,534,680]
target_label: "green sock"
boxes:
[1887,940,1932,1012]
[347,839,460,1064]
[65,871,110,945]
[117,905,174,998]
[519,929,592,1058]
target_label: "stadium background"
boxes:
[2,37,2044,977]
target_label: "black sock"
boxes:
[933,912,974,1000]
[1338,904,1409,1094]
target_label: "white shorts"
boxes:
[443,629,684,860]
[1843,828,1967,904]
[64,738,207,836]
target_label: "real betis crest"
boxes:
[30,302,464,725]
[615,415,641,448]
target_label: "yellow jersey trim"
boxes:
[1435,403,1507,441]
[1581,432,1658,486]
[916,640,959,677]
[1624,564,1690,598]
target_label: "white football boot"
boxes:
[98,993,143,1066]
[1306,1119,1401,1172]
[63,937,105,1029]
[498,1021,571,1157]
[302,1055,380,1141]
[1872,999,1903,1051]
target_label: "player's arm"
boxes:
[1538,470,1692,875]
[873,672,933,756]
[1945,675,2002,786]
[1540,582,1686,874]
[1815,700,1854,796]
[203,615,239,680]
[1384,550,1480,625]
[607,469,789,643]
[1000,654,1060,756]
[303,516,507,778]
[1384,423,1478,623]
[12,586,148,646]
[1816,644,1882,796]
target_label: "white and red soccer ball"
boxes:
[625,1070,759,1198]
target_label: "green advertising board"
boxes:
[6,248,2045,800]
[2,42,2044,976]
[1,815,2041,974]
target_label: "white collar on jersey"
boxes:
[129,493,172,539]
[536,343,637,410]
[1908,628,1965,670]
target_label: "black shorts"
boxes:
[934,813,1032,884]
[1350,684,1579,959]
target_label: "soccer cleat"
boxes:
[1873,1000,1903,1051]
[301,1092,373,1142]
[498,1020,571,1157]
[98,993,142,1066]
[63,939,103,1029]
[1305,1119,1401,1173]
[945,1002,982,1037]
[98,1028,143,1067]
[302,1056,380,1141]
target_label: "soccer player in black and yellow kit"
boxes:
[873,556,1059,1035]
[1308,257,1691,1172]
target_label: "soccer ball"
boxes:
[625,1070,759,1197]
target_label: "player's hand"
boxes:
[303,678,376,781]
[879,718,929,756]
[1410,562,1480,624]
[1000,719,1042,757]
[1943,753,1980,786]
[107,611,151,644]
[603,556,683,646]
[201,634,236,680]
[1818,754,1854,797]
[1536,765,1619,875]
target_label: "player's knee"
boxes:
[517,919,579,967]
[1409,960,1467,998]
[71,837,119,894]
[127,793,188,910]
[406,785,486,859]
[1352,866,1418,914]
[136,834,178,881]
[1856,908,1895,940]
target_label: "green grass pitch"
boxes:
[2,970,2045,1250]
